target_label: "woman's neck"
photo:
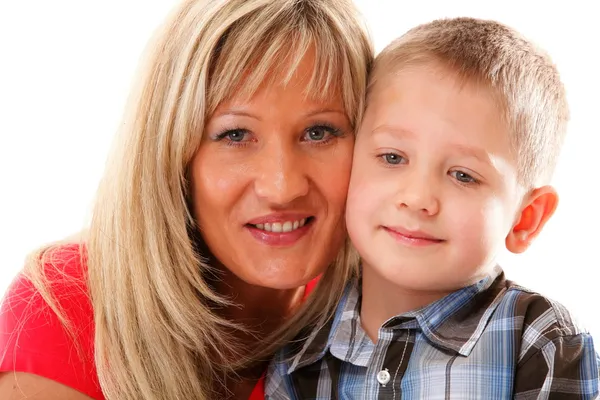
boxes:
[211,266,305,345]
[210,267,306,399]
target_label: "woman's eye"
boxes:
[381,153,406,165]
[303,125,340,142]
[211,127,254,147]
[213,128,252,146]
[451,170,478,184]
[225,129,246,142]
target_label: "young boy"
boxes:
[266,17,600,399]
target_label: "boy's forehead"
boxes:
[367,65,503,124]
[361,65,516,162]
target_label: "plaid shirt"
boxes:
[266,267,600,399]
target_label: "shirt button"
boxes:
[377,368,391,386]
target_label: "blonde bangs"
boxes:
[207,2,362,126]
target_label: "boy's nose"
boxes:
[395,173,440,216]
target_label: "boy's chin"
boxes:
[363,260,477,293]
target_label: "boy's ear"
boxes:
[506,185,559,254]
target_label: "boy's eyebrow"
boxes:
[371,124,495,167]
[371,124,416,139]
[450,143,493,166]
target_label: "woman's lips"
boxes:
[246,215,315,246]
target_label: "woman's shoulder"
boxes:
[0,243,104,399]
[1,243,91,321]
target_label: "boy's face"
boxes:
[346,64,526,293]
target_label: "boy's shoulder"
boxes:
[495,280,589,362]
[501,281,585,333]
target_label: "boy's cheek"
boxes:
[346,179,380,224]
[347,184,396,236]
[346,182,371,216]
[446,196,508,250]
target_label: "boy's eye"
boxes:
[381,153,406,165]
[450,170,478,184]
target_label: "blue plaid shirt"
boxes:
[266,267,600,399]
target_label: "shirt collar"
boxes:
[286,265,508,373]
[395,265,507,355]
[286,281,360,373]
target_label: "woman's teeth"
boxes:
[255,218,307,233]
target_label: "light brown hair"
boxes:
[369,17,569,187]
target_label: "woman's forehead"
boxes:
[212,78,345,121]
[209,43,343,114]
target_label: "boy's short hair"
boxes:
[369,17,569,187]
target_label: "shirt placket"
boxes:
[363,328,414,400]
[360,327,401,399]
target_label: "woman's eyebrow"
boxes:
[303,107,346,118]
[213,109,263,121]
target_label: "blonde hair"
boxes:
[22,0,372,399]
[369,17,569,187]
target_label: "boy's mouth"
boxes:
[382,225,444,245]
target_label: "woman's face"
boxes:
[190,53,354,289]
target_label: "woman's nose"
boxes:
[253,141,310,205]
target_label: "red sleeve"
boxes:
[249,374,266,400]
[0,244,104,400]
[303,276,319,299]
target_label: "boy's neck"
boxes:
[360,265,453,343]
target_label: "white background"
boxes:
[0,1,598,338]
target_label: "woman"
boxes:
[0,0,372,399]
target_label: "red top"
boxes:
[0,244,318,399]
